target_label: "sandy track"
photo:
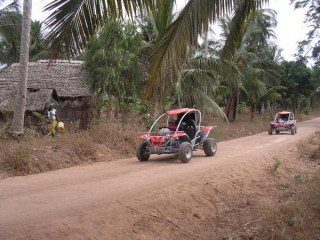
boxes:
[1,118,319,239]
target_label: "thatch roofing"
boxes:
[0,60,91,111]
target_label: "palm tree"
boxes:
[29,20,48,61]
[143,0,269,103]
[175,55,229,120]
[9,0,32,135]
[44,0,155,59]
[214,7,279,121]
[137,0,176,111]
[0,0,21,66]
[44,0,269,96]
[292,0,320,66]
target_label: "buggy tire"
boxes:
[291,127,295,135]
[276,130,280,134]
[203,138,217,156]
[179,142,193,163]
[268,127,272,135]
[136,142,150,161]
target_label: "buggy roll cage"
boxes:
[148,108,201,136]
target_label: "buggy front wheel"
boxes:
[136,142,150,161]
[203,138,217,156]
[179,142,193,163]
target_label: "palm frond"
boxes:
[44,0,154,58]
[143,0,241,100]
[198,89,228,122]
[0,0,20,13]
[258,85,286,103]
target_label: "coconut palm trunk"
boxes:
[224,89,238,121]
[9,0,32,135]
[221,0,257,122]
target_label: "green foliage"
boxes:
[29,21,49,61]
[280,60,313,111]
[128,100,152,115]
[175,57,228,121]
[84,20,145,110]
[0,17,48,65]
[278,183,291,190]
[281,61,313,96]
[32,111,44,119]
[137,0,176,107]
[292,0,320,66]
[272,158,282,175]
[294,173,309,184]
[0,0,21,66]
[237,102,248,113]
[212,8,282,120]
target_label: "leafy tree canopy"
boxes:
[291,0,320,66]
[281,60,313,98]
[84,20,145,104]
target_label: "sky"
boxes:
[31,0,309,62]
[268,0,308,61]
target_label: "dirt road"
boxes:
[1,118,319,240]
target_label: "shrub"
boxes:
[2,147,31,175]
[272,157,282,175]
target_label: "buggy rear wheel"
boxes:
[203,138,217,156]
[136,142,150,161]
[268,127,272,135]
[179,142,193,163]
[291,126,295,135]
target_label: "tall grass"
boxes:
[2,146,31,175]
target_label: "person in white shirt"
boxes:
[47,105,57,136]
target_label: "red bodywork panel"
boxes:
[273,120,296,127]
[278,111,291,115]
[166,108,196,115]
[201,126,214,132]
[139,132,187,146]
[150,136,163,146]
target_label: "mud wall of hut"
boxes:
[57,97,94,130]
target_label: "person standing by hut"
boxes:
[47,104,57,136]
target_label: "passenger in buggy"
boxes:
[277,114,288,123]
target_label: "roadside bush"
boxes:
[2,146,31,175]
[89,119,141,156]
[71,135,96,160]
[237,102,249,113]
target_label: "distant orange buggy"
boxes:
[136,108,217,163]
[268,111,297,135]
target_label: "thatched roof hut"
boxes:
[0,60,91,112]
[0,60,93,129]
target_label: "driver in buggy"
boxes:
[159,112,197,139]
[276,114,289,124]
[178,113,197,139]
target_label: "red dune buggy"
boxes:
[268,111,297,135]
[136,108,217,163]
